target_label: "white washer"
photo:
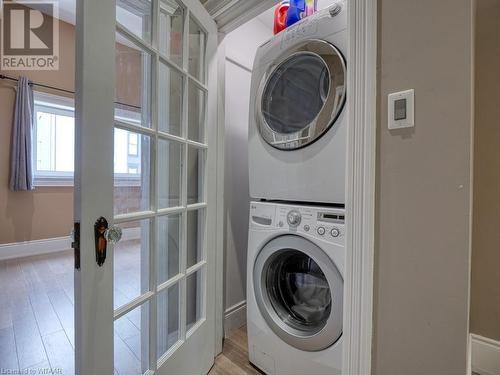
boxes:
[247,201,344,375]
[248,2,347,205]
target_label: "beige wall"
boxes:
[470,0,500,342]
[0,19,75,244]
[374,0,473,374]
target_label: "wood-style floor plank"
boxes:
[0,326,19,372]
[209,326,264,375]
[42,329,75,375]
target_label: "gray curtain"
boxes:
[9,76,34,191]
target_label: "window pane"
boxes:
[54,114,74,172]
[187,209,204,268]
[158,139,182,209]
[157,284,180,360]
[114,220,151,310]
[35,107,75,174]
[159,0,184,67]
[186,271,202,332]
[188,16,206,82]
[116,0,152,43]
[187,146,204,205]
[116,32,152,128]
[114,130,151,215]
[35,111,54,171]
[187,81,205,143]
[157,214,181,285]
[158,62,183,136]
[114,302,150,375]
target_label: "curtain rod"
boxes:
[0,74,142,110]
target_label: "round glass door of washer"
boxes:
[257,40,346,150]
[253,235,343,351]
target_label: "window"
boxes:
[33,92,143,186]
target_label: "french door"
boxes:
[74,0,218,373]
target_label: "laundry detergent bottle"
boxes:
[286,0,305,27]
[305,0,318,16]
[273,0,290,34]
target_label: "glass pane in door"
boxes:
[114,130,151,215]
[186,209,204,268]
[114,302,150,375]
[187,81,206,143]
[186,270,203,331]
[157,284,180,359]
[157,214,182,285]
[158,62,183,136]
[188,16,206,82]
[115,32,152,128]
[114,219,151,309]
[116,0,153,43]
[159,0,184,67]
[187,146,204,205]
[158,139,183,209]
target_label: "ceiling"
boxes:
[34,0,335,34]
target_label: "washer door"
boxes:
[253,235,343,351]
[256,39,346,150]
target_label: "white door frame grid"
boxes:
[342,0,377,374]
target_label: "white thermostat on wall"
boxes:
[388,89,414,130]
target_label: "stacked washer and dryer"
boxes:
[246,3,347,375]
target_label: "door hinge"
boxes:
[72,222,81,270]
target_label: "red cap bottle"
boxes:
[274,1,290,34]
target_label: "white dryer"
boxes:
[248,2,347,205]
[247,201,344,375]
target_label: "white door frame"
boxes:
[74,0,115,372]
[343,0,377,374]
[211,0,378,373]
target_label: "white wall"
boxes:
[223,14,273,334]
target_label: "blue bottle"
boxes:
[285,0,306,27]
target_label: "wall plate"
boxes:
[388,89,414,130]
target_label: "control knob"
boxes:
[287,210,302,227]
[331,228,340,237]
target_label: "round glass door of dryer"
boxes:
[257,40,346,150]
[253,235,343,351]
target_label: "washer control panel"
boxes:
[250,201,345,243]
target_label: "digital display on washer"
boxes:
[318,213,345,223]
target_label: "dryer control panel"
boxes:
[250,201,345,244]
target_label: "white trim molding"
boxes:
[0,227,140,261]
[0,236,72,260]
[343,0,377,374]
[224,301,247,337]
[471,334,500,375]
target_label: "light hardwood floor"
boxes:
[0,244,147,375]
[0,249,261,375]
[209,326,264,375]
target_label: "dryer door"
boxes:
[253,234,343,351]
[256,39,346,150]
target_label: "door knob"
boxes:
[105,226,122,244]
[94,217,122,267]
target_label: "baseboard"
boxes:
[0,236,72,260]
[0,227,140,261]
[224,301,247,337]
[471,334,500,375]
